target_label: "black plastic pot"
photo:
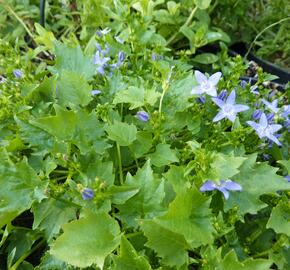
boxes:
[229,43,290,85]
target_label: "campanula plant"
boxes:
[0,2,289,270]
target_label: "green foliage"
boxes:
[50,211,121,268]
[112,236,152,270]
[0,1,289,269]
[106,121,137,146]
[0,149,47,228]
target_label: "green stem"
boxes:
[166,6,198,46]
[245,17,290,58]
[158,86,167,115]
[0,0,34,40]
[116,143,123,185]
[10,238,45,270]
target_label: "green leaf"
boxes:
[108,185,140,205]
[57,70,92,107]
[180,25,195,45]
[30,105,106,154]
[34,23,56,50]
[277,160,290,173]
[204,31,230,43]
[221,250,272,270]
[32,198,76,241]
[113,86,144,110]
[164,165,190,194]
[26,76,57,102]
[149,144,179,167]
[153,10,175,24]
[129,131,153,158]
[225,154,290,215]
[144,87,161,106]
[85,160,115,186]
[16,117,55,155]
[192,53,219,64]
[0,149,47,228]
[50,211,121,268]
[106,121,137,146]
[112,236,152,270]
[194,0,211,9]
[164,74,195,112]
[36,253,74,270]
[117,160,165,227]
[53,42,95,80]
[156,188,214,248]
[207,153,246,181]
[142,220,189,267]
[267,200,290,236]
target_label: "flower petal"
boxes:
[212,98,225,108]
[209,72,222,85]
[234,104,249,113]
[259,113,268,128]
[191,86,204,95]
[226,90,236,105]
[213,111,226,122]
[195,70,207,84]
[207,87,217,97]
[247,120,259,131]
[222,180,242,191]
[267,134,282,146]
[270,124,282,133]
[227,113,236,123]
[200,181,217,192]
[218,187,229,200]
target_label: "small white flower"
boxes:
[191,70,222,97]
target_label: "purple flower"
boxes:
[240,80,247,88]
[96,27,111,37]
[136,111,149,122]
[262,154,270,161]
[115,36,124,44]
[191,70,222,97]
[252,109,263,120]
[247,113,282,146]
[151,53,158,61]
[200,180,242,200]
[81,188,94,200]
[262,99,279,113]
[111,52,126,69]
[284,119,290,130]
[92,89,101,95]
[281,105,290,119]
[93,51,110,75]
[250,85,259,95]
[13,69,23,79]
[285,175,290,182]
[118,51,125,63]
[212,90,249,122]
[217,89,227,101]
[266,112,275,123]
[196,95,206,104]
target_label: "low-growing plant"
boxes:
[0,1,289,270]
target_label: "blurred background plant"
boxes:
[211,0,290,69]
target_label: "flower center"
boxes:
[222,104,234,115]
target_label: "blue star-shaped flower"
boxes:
[212,90,249,122]
[191,70,222,97]
[200,179,242,200]
[246,113,282,146]
[93,51,110,75]
[262,99,279,113]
